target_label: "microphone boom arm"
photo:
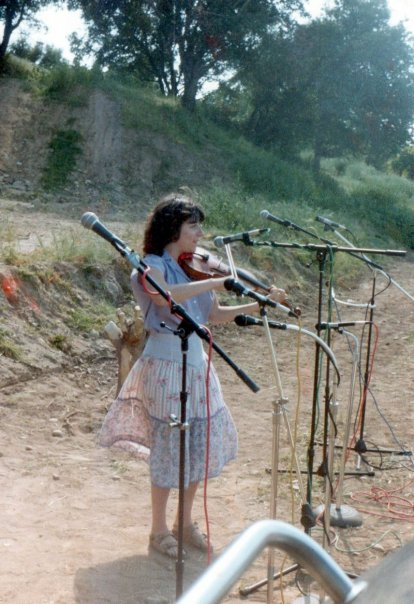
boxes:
[244,239,406,259]
[235,315,340,382]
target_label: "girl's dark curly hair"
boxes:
[143,193,205,255]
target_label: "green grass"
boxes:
[41,128,83,191]
[67,301,116,333]
[0,327,21,360]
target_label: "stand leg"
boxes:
[330,330,363,528]
[168,327,190,600]
[267,398,282,604]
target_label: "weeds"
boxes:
[49,334,72,353]
[0,328,21,360]
[67,301,115,333]
[41,128,83,191]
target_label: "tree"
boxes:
[68,0,304,111]
[0,0,58,68]
[11,38,66,66]
[238,0,414,170]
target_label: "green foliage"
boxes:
[315,158,414,249]
[227,0,414,169]
[0,327,21,360]
[229,142,318,200]
[0,53,39,79]
[49,333,71,352]
[389,146,414,180]
[351,185,414,248]
[38,63,102,102]
[10,39,66,68]
[67,301,115,333]
[68,0,304,110]
[37,228,117,265]
[0,0,56,65]
[41,128,83,191]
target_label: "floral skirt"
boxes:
[99,332,238,488]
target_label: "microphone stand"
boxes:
[243,237,405,597]
[246,239,404,489]
[235,315,340,600]
[238,303,308,604]
[81,218,260,599]
[321,225,412,459]
[264,222,369,529]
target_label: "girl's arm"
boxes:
[208,286,287,324]
[141,267,226,306]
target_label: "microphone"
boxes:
[81,212,126,249]
[224,278,296,317]
[260,209,292,227]
[315,215,346,230]
[235,314,287,330]
[316,321,371,330]
[214,228,269,248]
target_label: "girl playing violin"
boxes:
[99,192,287,559]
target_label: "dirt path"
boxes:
[1,201,414,603]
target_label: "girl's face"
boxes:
[175,219,204,254]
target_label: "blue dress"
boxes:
[99,250,238,488]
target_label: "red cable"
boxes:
[350,477,414,521]
[352,322,380,445]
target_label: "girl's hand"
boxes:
[267,285,287,304]
[212,276,228,291]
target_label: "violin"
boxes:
[178,247,270,290]
[178,247,301,318]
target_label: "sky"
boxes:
[17,1,414,64]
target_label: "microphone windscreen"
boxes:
[81,212,98,229]
[234,314,261,327]
[213,236,224,248]
[224,277,236,291]
[224,278,246,296]
[234,314,248,326]
[260,210,270,219]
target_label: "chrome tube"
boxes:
[177,520,366,604]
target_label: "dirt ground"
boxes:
[2,198,414,604]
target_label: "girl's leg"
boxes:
[173,481,209,551]
[150,483,180,558]
[174,481,199,528]
[151,483,170,535]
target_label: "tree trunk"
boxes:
[0,12,14,62]
[181,78,198,112]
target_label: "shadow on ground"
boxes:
[74,549,211,604]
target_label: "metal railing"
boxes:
[177,520,367,604]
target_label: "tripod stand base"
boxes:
[314,504,363,528]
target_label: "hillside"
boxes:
[0,77,233,212]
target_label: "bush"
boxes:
[389,146,414,180]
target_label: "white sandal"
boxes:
[149,530,183,558]
[173,522,210,552]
